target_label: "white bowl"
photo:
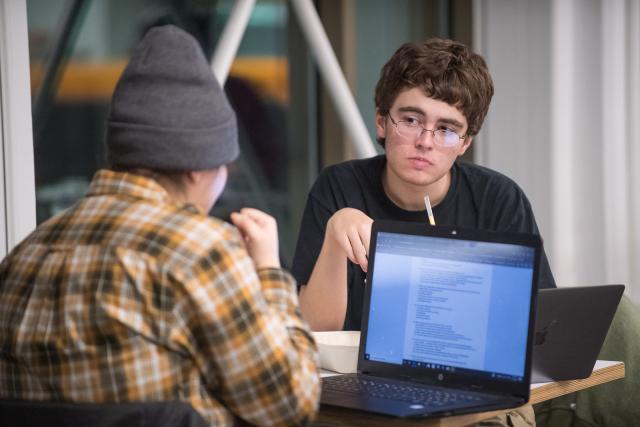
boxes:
[313,331,361,373]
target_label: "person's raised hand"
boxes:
[230,208,280,269]
[326,208,373,272]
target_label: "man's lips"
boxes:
[407,157,434,168]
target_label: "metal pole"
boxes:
[210,0,256,85]
[438,0,451,38]
[32,0,87,143]
[289,0,377,158]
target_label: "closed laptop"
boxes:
[531,284,624,383]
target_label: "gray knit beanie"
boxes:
[106,25,238,171]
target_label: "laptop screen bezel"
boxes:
[358,220,541,399]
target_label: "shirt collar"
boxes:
[86,169,199,214]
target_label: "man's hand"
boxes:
[230,208,280,269]
[326,208,374,272]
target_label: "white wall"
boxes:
[0,0,37,258]
[474,0,640,304]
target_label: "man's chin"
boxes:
[386,163,445,188]
[399,173,439,188]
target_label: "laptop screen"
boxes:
[363,230,536,383]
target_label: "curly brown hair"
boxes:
[374,38,494,147]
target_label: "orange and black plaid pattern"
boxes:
[0,169,320,426]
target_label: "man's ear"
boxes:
[185,171,200,184]
[375,111,386,141]
[457,136,473,156]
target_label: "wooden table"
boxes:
[314,360,625,427]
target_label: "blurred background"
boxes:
[24,0,474,268]
[2,0,639,303]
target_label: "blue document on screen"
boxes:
[365,232,534,381]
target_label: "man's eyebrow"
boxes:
[438,117,465,129]
[397,106,425,116]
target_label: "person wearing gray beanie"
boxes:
[106,24,239,171]
[0,25,320,426]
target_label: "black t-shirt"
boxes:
[291,155,556,330]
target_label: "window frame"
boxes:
[0,0,37,258]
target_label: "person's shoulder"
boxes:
[313,155,383,192]
[153,208,252,275]
[170,208,241,250]
[319,155,383,178]
[456,161,524,193]
[308,155,383,206]
[454,161,534,221]
[119,201,243,268]
[16,200,84,246]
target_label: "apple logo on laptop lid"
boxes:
[535,319,559,345]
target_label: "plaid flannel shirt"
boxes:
[0,169,320,426]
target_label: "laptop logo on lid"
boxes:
[535,319,559,345]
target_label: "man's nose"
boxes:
[415,129,436,148]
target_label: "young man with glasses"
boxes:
[292,38,556,332]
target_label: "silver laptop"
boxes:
[321,220,542,418]
[532,285,624,383]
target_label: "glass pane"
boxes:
[27,0,314,267]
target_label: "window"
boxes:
[27,0,316,267]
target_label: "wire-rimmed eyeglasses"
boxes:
[388,114,466,148]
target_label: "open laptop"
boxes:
[531,284,624,383]
[321,220,542,418]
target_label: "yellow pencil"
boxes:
[424,195,436,226]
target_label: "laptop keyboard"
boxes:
[323,375,492,407]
